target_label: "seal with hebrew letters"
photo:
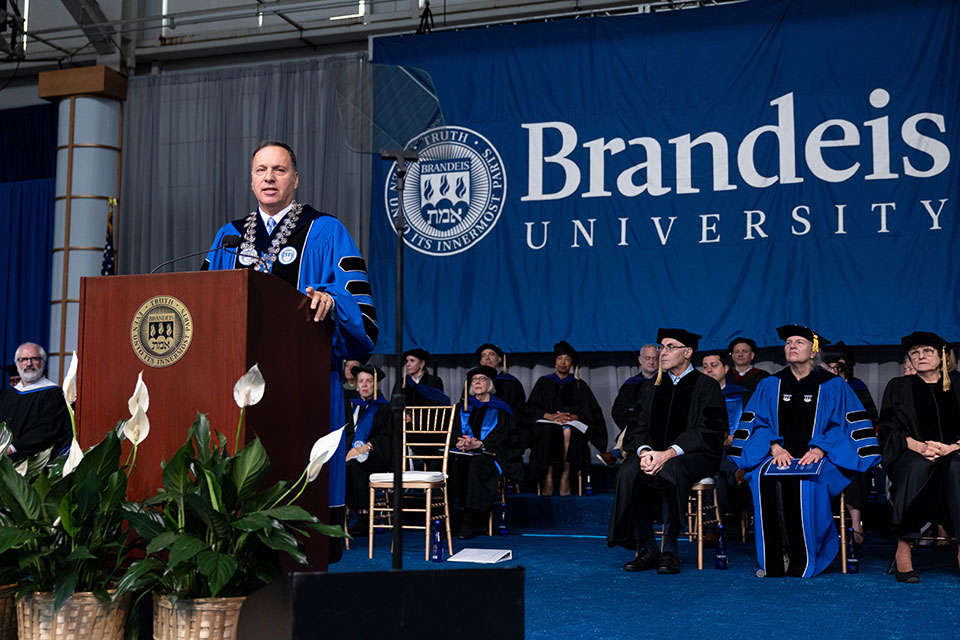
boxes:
[130,296,194,368]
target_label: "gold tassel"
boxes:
[502,352,507,374]
[574,365,580,380]
[812,332,820,354]
[654,353,663,386]
[374,369,378,400]
[464,378,468,410]
[402,368,407,389]
[943,346,952,392]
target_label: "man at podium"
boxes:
[202,140,377,560]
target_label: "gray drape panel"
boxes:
[119,54,371,275]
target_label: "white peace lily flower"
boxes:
[233,364,266,409]
[62,439,84,476]
[62,351,79,405]
[14,460,28,476]
[127,371,150,416]
[123,404,150,447]
[307,426,345,482]
[0,425,12,455]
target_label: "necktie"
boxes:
[265,217,277,235]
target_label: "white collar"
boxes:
[259,202,294,229]
[668,364,695,385]
[735,365,753,374]
[15,376,58,392]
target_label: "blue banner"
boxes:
[369,0,960,353]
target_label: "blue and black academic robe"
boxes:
[607,371,726,549]
[392,373,449,406]
[730,367,880,577]
[344,396,393,512]
[716,382,749,515]
[459,371,526,481]
[202,205,377,520]
[726,367,770,401]
[0,382,72,462]
[450,397,513,513]
[842,377,879,511]
[878,372,960,537]
[525,373,607,482]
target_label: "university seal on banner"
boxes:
[130,296,194,368]
[384,126,506,256]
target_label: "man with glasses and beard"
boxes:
[0,343,72,461]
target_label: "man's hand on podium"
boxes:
[305,287,336,322]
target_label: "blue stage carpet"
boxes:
[331,506,960,639]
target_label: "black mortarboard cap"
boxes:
[553,340,579,365]
[466,365,498,383]
[475,343,504,359]
[657,328,701,350]
[351,364,385,382]
[727,337,758,353]
[776,325,830,351]
[901,331,947,351]
[403,348,430,362]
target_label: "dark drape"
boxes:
[0,104,57,388]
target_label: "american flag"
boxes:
[101,197,117,276]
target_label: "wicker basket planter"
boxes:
[16,591,130,640]
[0,584,16,640]
[153,594,246,640]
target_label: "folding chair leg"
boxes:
[368,487,376,559]
[697,489,704,570]
[444,485,454,555]
[840,491,847,574]
[425,488,433,562]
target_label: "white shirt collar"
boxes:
[259,202,294,229]
[735,365,753,374]
[668,364,695,385]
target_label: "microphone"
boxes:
[149,235,243,274]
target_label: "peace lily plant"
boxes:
[0,352,150,611]
[117,364,347,603]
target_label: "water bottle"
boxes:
[585,474,593,496]
[431,518,444,562]
[714,522,728,570]
[846,526,859,574]
[498,500,509,536]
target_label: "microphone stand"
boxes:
[381,148,419,571]
[149,236,243,274]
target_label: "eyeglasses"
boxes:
[16,356,42,364]
[657,344,687,353]
[908,347,938,358]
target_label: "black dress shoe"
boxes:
[458,527,475,541]
[895,569,919,583]
[657,551,681,574]
[623,549,660,572]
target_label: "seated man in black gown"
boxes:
[607,329,726,574]
[526,341,606,496]
[879,331,960,583]
[344,365,393,535]
[450,366,513,539]
[0,343,72,461]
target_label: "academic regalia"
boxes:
[203,204,377,563]
[450,396,513,518]
[0,379,72,462]
[726,367,770,398]
[716,382,749,517]
[730,367,880,577]
[607,370,726,550]
[878,372,960,537]
[612,376,648,432]
[525,373,607,483]
[842,377,879,511]
[344,396,393,513]
[392,372,449,406]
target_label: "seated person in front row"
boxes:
[607,329,726,574]
[730,325,880,578]
[344,365,393,536]
[879,332,960,583]
[450,366,513,540]
[526,341,606,496]
[0,342,72,461]
[473,343,526,482]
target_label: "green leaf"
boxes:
[121,503,166,539]
[191,413,212,465]
[114,558,164,599]
[184,494,232,541]
[257,505,316,521]
[162,449,193,500]
[58,496,80,537]
[257,528,307,565]
[231,438,270,501]
[196,551,237,598]
[202,469,223,513]
[0,456,42,523]
[167,534,208,568]
[307,522,351,539]
[53,571,78,612]
[23,447,52,480]
[73,430,121,485]
[0,526,34,553]
[65,545,96,562]
[232,513,273,532]
[145,531,178,555]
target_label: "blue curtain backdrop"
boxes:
[0,104,57,384]
[369,0,960,354]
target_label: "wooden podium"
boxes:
[76,270,331,568]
